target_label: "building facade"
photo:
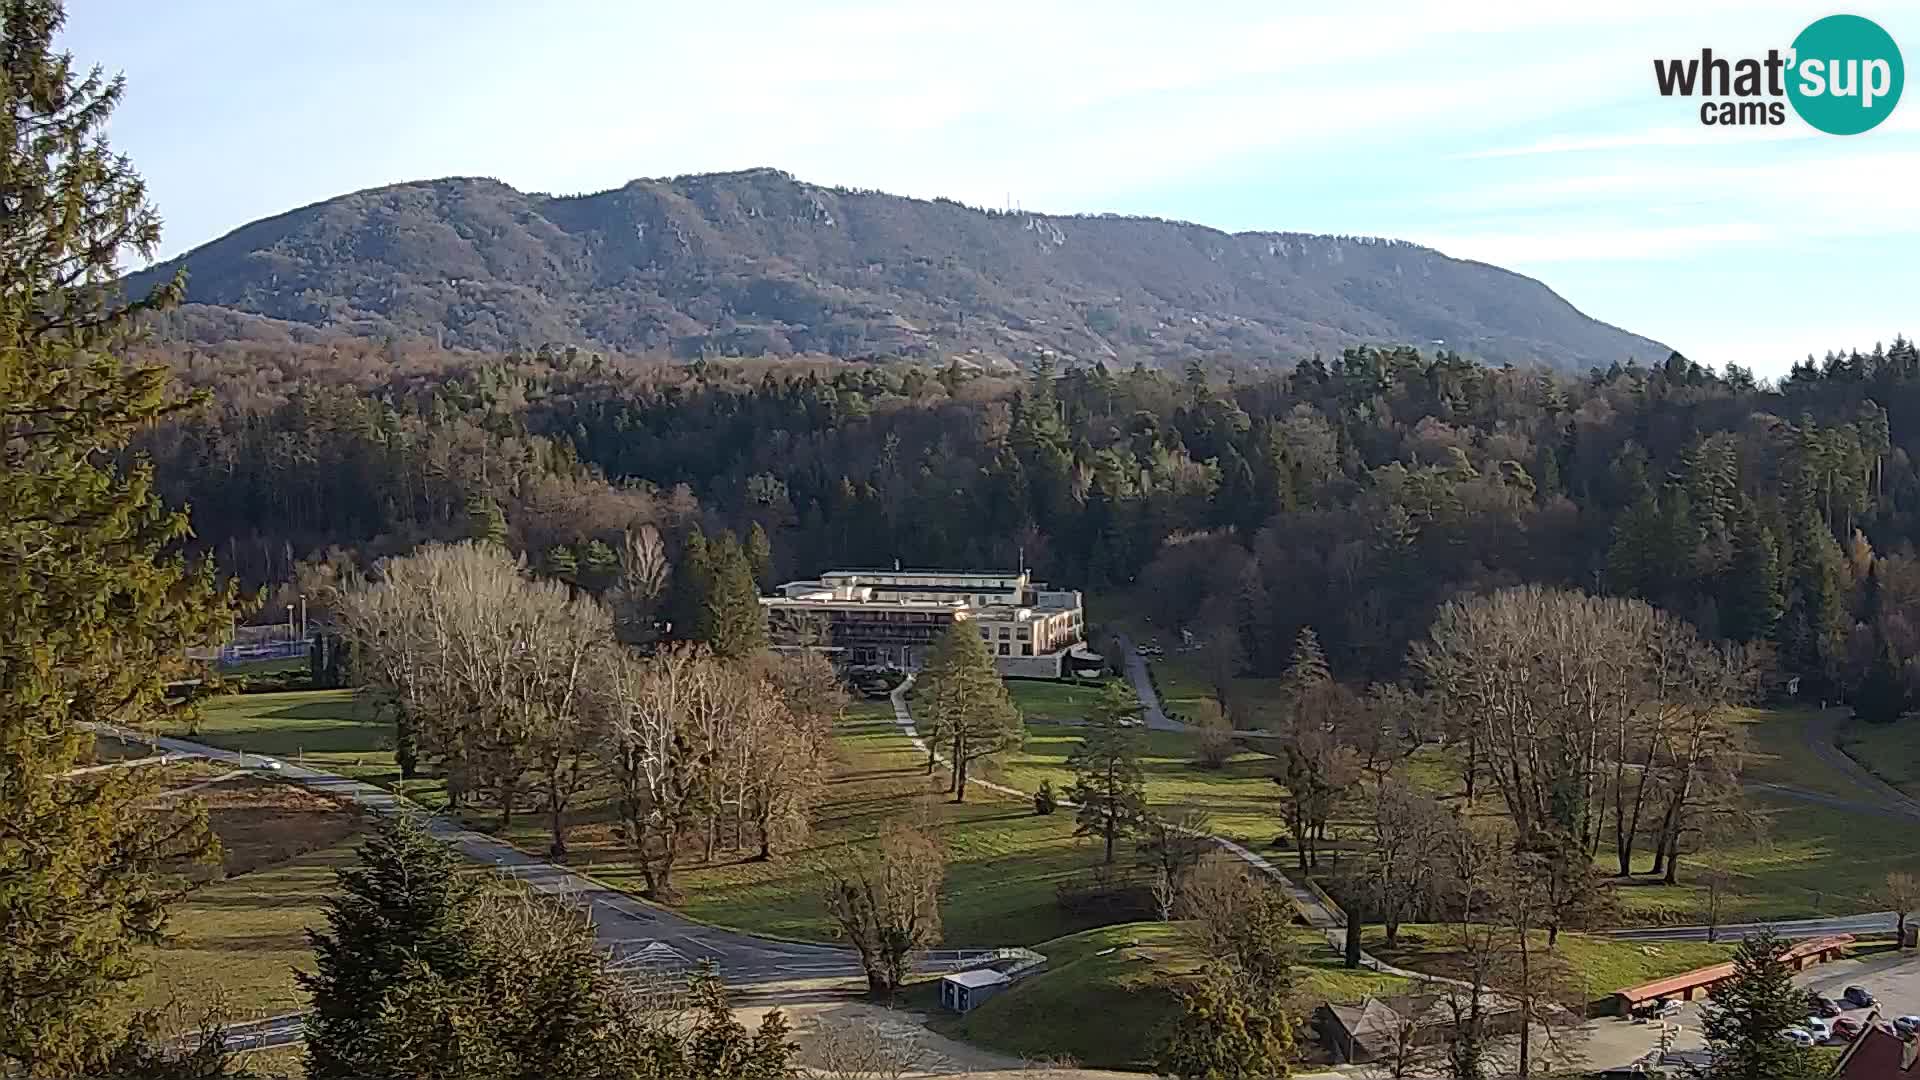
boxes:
[762,569,1086,677]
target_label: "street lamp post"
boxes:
[299,595,307,640]
[286,604,295,643]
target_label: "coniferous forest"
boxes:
[142,335,1920,705]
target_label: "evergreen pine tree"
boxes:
[1066,681,1147,863]
[919,621,1023,802]
[1700,930,1824,1080]
[744,521,774,589]
[667,526,713,641]
[1852,637,1909,724]
[1283,626,1330,692]
[704,530,768,660]
[545,543,579,584]
[578,538,618,593]
[299,818,488,1080]
[1720,500,1784,642]
[0,4,233,1070]
[465,493,508,547]
[1780,508,1849,685]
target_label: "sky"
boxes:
[66,0,1920,378]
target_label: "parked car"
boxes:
[1807,992,1842,1018]
[1894,1015,1920,1038]
[251,756,282,771]
[1780,1028,1816,1048]
[1834,1016,1865,1040]
[1844,985,1878,1008]
[1804,1017,1833,1043]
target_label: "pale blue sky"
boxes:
[69,1,1919,377]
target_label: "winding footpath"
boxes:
[1102,640,1912,946]
[887,671,1444,988]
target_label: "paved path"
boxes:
[1111,630,1179,731]
[91,722,869,985]
[1801,708,1920,819]
[886,679,1451,989]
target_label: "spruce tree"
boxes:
[704,529,768,660]
[465,493,508,546]
[744,520,774,589]
[1066,681,1147,863]
[1852,638,1909,724]
[1720,500,1783,642]
[0,3,232,1071]
[299,817,488,1080]
[667,526,713,641]
[1701,930,1824,1080]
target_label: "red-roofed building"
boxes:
[1834,1019,1919,1079]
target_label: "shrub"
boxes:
[1034,779,1058,815]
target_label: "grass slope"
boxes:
[1361,924,1736,1000]
[1837,715,1920,799]
[925,921,1409,1071]
[172,690,447,806]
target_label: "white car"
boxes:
[1804,1018,1833,1043]
[1780,1028,1815,1048]
[251,756,283,771]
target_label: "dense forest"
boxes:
[140,335,1920,706]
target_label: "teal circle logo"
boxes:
[1787,14,1904,134]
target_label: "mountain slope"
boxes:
[128,168,1667,370]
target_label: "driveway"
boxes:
[1110,630,1178,731]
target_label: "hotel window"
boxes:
[998,643,1010,656]
[1021,644,1033,656]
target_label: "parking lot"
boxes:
[1583,947,1920,1071]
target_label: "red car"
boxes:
[1833,1016,1864,1041]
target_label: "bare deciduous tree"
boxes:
[821,824,946,1000]
[1136,810,1215,920]
[604,645,718,900]
[1882,871,1919,946]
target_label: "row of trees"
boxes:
[341,542,839,888]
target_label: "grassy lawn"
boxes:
[923,921,1409,1071]
[470,700,1122,946]
[127,775,369,1021]
[1735,707,1863,798]
[1837,715,1920,799]
[985,717,1280,840]
[1609,792,1920,924]
[1002,677,1123,723]
[1361,924,1735,1000]
[133,838,361,1019]
[168,690,447,807]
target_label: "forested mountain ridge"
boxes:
[126,167,1666,371]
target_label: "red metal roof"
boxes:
[1613,935,1854,1005]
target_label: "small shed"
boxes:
[939,968,1011,1014]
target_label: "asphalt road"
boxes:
[1111,630,1179,730]
[97,723,870,983]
